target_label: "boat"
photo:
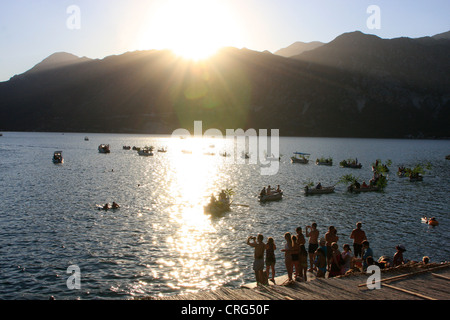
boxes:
[421,217,439,226]
[304,186,335,195]
[204,198,231,215]
[97,203,120,211]
[98,144,110,153]
[315,158,333,166]
[181,150,192,154]
[340,159,362,169]
[264,151,281,161]
[347,185,379,193]
[409,174,423,182]
[291,152,310,164]
[157,147,167,153]
[84,136,89,141]
[203,152,215,156]
[123,146,131,150]
[138,146,154,156]
[220,151,231,157]
[52,151,64,164]
[259,191,283,202]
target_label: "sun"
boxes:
[139,0,241,60]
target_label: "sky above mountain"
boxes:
[1,0,449,81]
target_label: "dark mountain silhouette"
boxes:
[1,31,449,138]
[274,41,324,57]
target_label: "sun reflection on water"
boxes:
[153,137,235,291]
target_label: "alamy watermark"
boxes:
[66,5,81,30]
[172,121,280,175]
[366,265,381,290]
[66,265,81,290]
[367,5,381,30]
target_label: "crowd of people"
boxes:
[247,221,426,286]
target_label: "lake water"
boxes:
[0,132,449,299]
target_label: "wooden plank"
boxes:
[432,273,450,281]
[357,264,450,287]
[382,283,437,300]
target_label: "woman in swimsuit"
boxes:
[281,232,294,282]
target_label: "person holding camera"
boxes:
[247,234,266,286]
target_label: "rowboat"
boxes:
[52,151,64,164]
[259,192,283,202]
[409,174,423,182]
[340,159,362,169]
[138,147,154,156]
[347,185,379,193]
[98,144,110,153]
[316,158,333,166]
[304,186,335,195]
[291,152,310,164]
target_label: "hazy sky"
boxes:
[0,0,449,81]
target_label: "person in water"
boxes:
[112,202,119,209]
[103,203,110,210]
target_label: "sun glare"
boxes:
[140,0,241,60]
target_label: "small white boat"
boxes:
[52,151,64,164]
[98,144,110,153]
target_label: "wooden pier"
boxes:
[149,262,450,300]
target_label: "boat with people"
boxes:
[52,151,64,164]
[157,147,167,153]
[98,144,110,153]
[97,202,120,211]
[422,216,439,226]
[204,190,231,215]
[258,185,283,202]
[340,159,362,169]
[123,146,131,150]
[304,185,335,195]
[291,152,310,164]
[315,157,333,166]
[138,146,154,156]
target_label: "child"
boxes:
[314,247,327,278]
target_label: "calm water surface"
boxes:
[0,132,449,299]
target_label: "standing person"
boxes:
[291,235,300,280]
[247,234,266,286]
[341,244,354,274]
[314,247,327,278]
[328,242,343,278]
[280,232,294,283]
[265,237,277,282]
[296,227,308,282]
[361,240,373,271]
[306,223,319,272]
[325,226,339,268]
[350,222,367,258]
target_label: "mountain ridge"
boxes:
[1,31,449,138]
